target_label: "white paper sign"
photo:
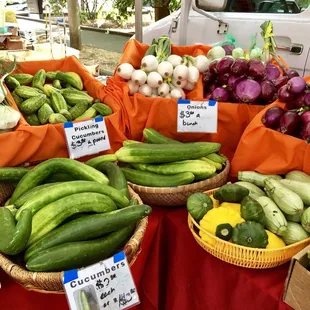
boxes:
[63,251,140,310]
[64,117,111,159]
[177,99,218,133]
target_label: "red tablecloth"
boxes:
[0,208,292,310]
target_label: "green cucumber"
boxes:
[143,128,181,144]
[15,181,129,220]
[25,114,41,126]
[0,208,32,255]
[116,142,221,164]
[123,140,141,147]
[38,103,54,125]
[85,154,117,168]
[206,153,227,165]
[25,205,151,261]
[28,192,117,246]
[92,102,113,116]
[121,167,195,187]
[0,167,30,183]
[96,162,130,200]
[44,173,75,183]
[10,158,109,204]
[26,225,135,272]
[0,208,16,249]
[14,183,58,208]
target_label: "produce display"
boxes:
[115,128,227,187]
[187,170,310,249]
[5,69,113,126]
[0,156,151,272]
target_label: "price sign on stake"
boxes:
[64,117,111,159]
[177,99,218,133]
[63,251,140,310]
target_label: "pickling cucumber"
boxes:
[25,205,151,261]
[85,154,117,168]
[26,225,135,271]
[143,128,181,144]
[15,180,129,220]
[28,192,117,246]
[10,158,109,204]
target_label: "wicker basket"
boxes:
[128,160,230,207]
[188,188,310,269]
[0,184,148,293]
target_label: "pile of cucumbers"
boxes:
[5,69,113,126]
[116,128,227,187]
[0,155,151,272]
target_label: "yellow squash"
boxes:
[220,202,241,214]
[210,194,219,208]
[265,230,286,249]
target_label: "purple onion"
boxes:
[202,70,216,84]
[286,69,300,79]
[272,76,289,89]
[216,57,234,75]
[206,83,217,93]
[222,44,235,56]
[211,87,230,102]
[204,92,212,100]
[209,61,218,74]
[302,122,310,143]
[230,91,240,103]
[304,93,310,107]
[218,73,230,86]
[231,59,248,76]
[266,64,281,80]
[287,77,306,94]
[260,80,277,102]
[248,59,266,80]
[236,79,261,103]
[279,111,300,135]
[262,107,285,128]
[301,111,310,124]
[295,93,306,108]
[227,75,244,90]
[278,85,295,103]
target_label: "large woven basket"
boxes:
[128,160,230,207]
[188,188,310,269]
[0,184,148,293]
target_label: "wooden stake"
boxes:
[67,0,81,50]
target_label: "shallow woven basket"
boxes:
[188,188,310,269]
[0,183,148,293]
[128,160,230,207]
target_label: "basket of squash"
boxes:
[188,171,310,269]
[117,128,230,207]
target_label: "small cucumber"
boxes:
[50,92,67,113]
[92,102,112,116]
[206,153,227,165]
[11,91,23,107]
[11,73,33,85]
[15,86,41,99]
[15,180,130,220]
[19,94,46,115]
[0,208,32,255]
[25,205,151,261]
[143,128,181,144]
[121,167,195,187]
[85,154,117,168]
[52,79,62,89]
[38,103,54,125]
[59,109,72,121]
[200,157,222,170]
[75,107,97,120]
[46,71,58,81]
[0,167,30,183]
[10,158,110,203]
[26,225,135,272]
[32,69,46,89]
[27,192,117,246]
[96,162,130,200]
[25,114,41,126]
[123,140,141,147]
[49,113,67,124]
[69,102,89,120]
[5,76,20,90]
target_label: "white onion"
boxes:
[172,77,187,89]
[167,55,183,67]
[147,72,163,88]
[195,55,210,73]
[188,66,200,84]
[158,83,170,97]
[183,81,195,91]
[170,88,183,99]
[141,55,158,72]
[138,84,152,97]
[173,65,189,81]
[131,70,147,86]
[127,80,139,95]
[116,63,134,80]
[157,61,173,78]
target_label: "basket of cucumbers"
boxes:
[116,128,230,207]
[0,155,150,293]
[187,171,310,269]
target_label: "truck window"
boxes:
[223,0,310,13]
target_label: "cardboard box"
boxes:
[283,245,310,310]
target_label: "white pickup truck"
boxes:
[140,0,310,76]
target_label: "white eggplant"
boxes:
[280,179,310,205]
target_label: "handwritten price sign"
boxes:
[177,99,218,133]
[63,252,140,310]
[64,117,111,159]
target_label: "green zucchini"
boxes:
[10,158,109,204]
[116,142,221,164]
[85,154,117,168]
[14,183,58,208]
[121,167,195,187]
[131,159,216,180]
[0,208,32,255]
[28,192,117,246]
[0,167,30,183]
[96,162,130,200]
[26,225,135,272]
[25,205,151,261]
[15,180,130,220]
[143,128,181,144]
[44,173,75,183]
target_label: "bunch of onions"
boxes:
[202,57,281,105]
[116,53,209,99]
